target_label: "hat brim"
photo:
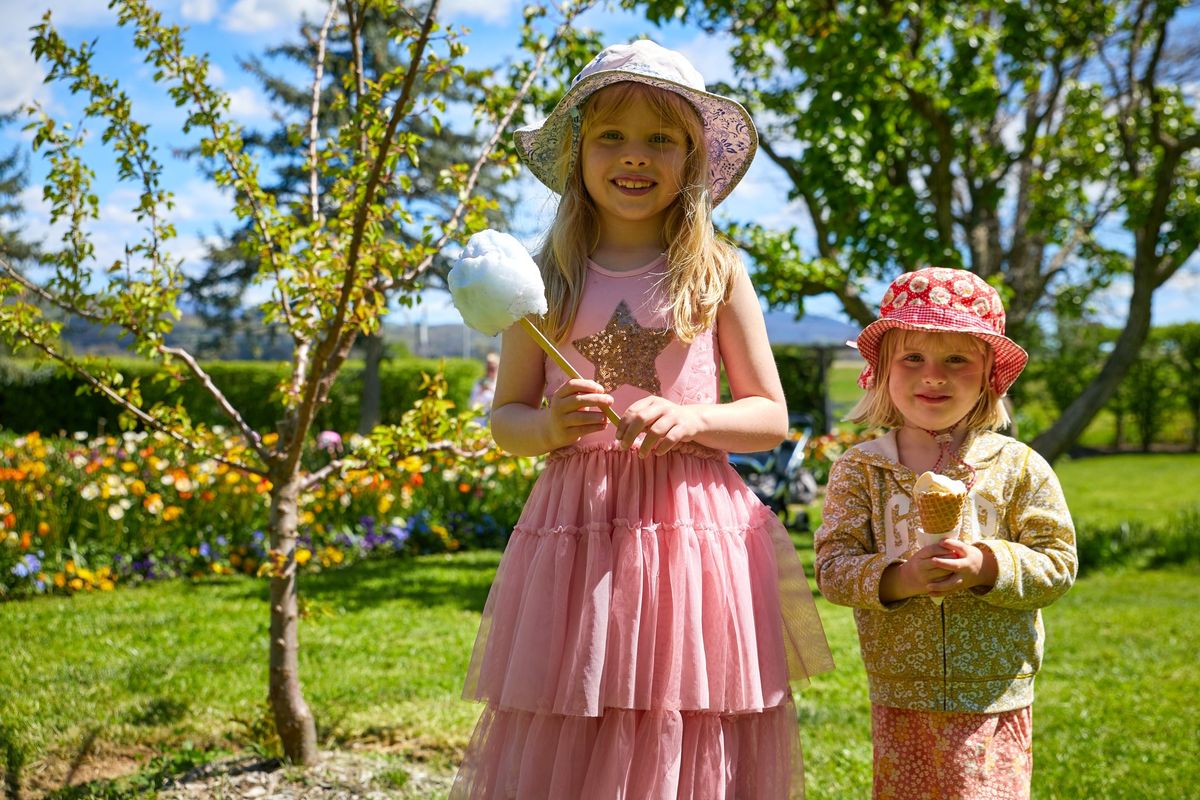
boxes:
[514,69,757,207]
[855,316,1028,396]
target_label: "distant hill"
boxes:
[54,309,855,362]
[761,309,859,350]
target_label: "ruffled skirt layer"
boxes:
[453,444,832,799]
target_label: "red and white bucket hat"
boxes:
[854,267,1028,396]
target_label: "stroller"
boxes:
[728,415,820,531]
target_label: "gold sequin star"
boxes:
[572,300,674,394]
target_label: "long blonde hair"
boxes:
[538,82,741,343]
[848,330,1011,431]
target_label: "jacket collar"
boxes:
[843,428,1014,488]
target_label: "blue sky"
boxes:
[2,0,1197,330]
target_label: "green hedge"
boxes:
[0,357,482,435]
[772,345,832,433]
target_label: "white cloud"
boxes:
[0,37,46,112]
[225,85,274,122]
[171,178,233,223]
[180,0,220,23]
[222,0,329,34]
[673,31,737,88]
[440,0,521,25]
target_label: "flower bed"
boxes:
[0,428,539,598]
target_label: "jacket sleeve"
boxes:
[814,456,909,611]
[976,446,1077,610]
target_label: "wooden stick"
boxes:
[519,316,621,426]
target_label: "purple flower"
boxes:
[316,430,343,455]
[385,525,410,547]
[199,542,211,559]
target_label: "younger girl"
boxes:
[814,268,1077,799]
[452,40,833,799]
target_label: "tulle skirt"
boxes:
[452,443,833,799]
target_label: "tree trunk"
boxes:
[358,331,384,434]
[267,472,319,765]
[1031,275,1155,462]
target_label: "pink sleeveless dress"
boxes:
[452,257,834,799]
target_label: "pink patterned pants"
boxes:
[871,704,1033,800]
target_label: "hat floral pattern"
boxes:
[855,267,1028,396]
[514,40,758,207]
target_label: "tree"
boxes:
[1160,322,1200,450]
[0,112,42,272]
[182,5,520,432]
[1118,333,1177,451]
[631,0,1200,461]
[0,0,594,764]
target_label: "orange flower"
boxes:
[411,474,424,487]
[37,521,51,536]
[458,483,471,493]
[20,531,32,550]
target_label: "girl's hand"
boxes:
[927,539,998,598]
[547,379,614,449]
[616,396,703,457]
[900,543,955,594]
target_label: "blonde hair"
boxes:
[538,82,741,343]
[848,330,1011,431]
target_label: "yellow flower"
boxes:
[295,548,312,565]
[99,579,115,591]
[54,573,66,588]
[224,471,241,485]
[262,432,279,446]
[401,455,423,473]
[130,479,147,496]
[69,577,84,591]
[37,521,50,536]
[377,494,394,515]
[65,560,76,574]
[163,506,183,522]
[143,493,164,515]
[121,461,138,473]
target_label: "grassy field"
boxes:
[3,452,1199,798]
[3,553,1197,798]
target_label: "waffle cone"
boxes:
[917,491,967,535]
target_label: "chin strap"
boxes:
[920,422,977,488]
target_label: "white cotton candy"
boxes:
[448,229,548,336]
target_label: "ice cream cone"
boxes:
[913,471,969,605]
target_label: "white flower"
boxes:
[952,278,975,297]
[929,286,952,305]
[81,484,101,501]
[108,504,125,521]
[908,275,929,294]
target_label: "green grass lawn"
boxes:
[3,554,1198,799]
[1055,453,1200,527]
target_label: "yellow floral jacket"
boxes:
[814,429,1076,713]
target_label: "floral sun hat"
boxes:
[514,39,757,207]
[854,267,1028,396]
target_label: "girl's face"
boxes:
[580,88,689,244]
[886,331,988,432]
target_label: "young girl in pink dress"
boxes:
[451,39,834,799]
[814,268,1077,799]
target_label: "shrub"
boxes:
[0,357,482,435]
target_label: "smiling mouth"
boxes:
[613,178,655,190]
[917,394,950,402]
